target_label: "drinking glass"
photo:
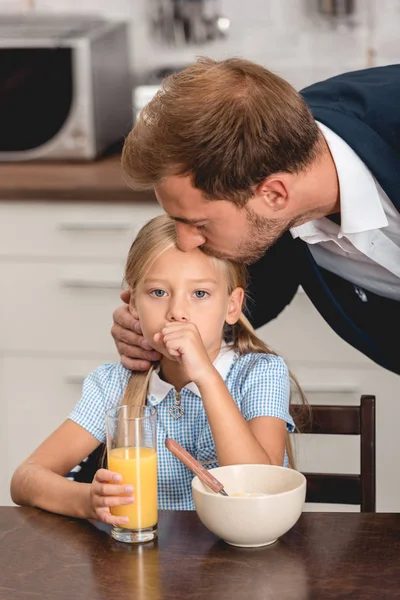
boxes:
[105,405,157,543]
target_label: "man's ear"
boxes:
[255,176,290,212]
[225,288,245,325]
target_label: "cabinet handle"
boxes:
[60,278,122,289]
[301,383,358,393]
[59,222,131,232]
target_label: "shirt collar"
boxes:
[291,121,388,241]
[148,343,236,405]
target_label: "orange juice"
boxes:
[108,447,157,529]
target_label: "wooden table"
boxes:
[1,508,400,600]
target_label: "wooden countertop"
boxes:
[0,155,156,202]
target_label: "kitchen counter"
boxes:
[0,155,156,202]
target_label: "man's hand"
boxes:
[111,290,161,370]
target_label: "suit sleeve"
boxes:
[245,231,300,329]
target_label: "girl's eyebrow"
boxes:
[143,277,218,285]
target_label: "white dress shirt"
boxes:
[291,122,400,301]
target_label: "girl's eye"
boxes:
[194,290,209,299]
[150,289,167,298]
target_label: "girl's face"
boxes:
[131,247,243,358]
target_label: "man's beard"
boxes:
[202,205,325,265]
[202,207,295,265]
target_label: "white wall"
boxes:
[1,0,400,89]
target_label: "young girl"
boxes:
[11,215,305,526]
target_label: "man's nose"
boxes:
[175,222,206,252]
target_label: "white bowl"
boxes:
[192,464,306,547]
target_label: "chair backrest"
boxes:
[290,395,376,512]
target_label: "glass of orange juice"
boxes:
[105,405,157,544]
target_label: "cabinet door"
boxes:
[0,202,163,259]
[0,261,126,355]
[257,291,379,367]
[2,356,108,506]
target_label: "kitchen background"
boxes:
[0,0,399,510]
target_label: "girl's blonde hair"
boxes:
[122,214,307,467]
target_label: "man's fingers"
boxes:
[111,315,155,352]
[116,340,160,362]
[111,304,161,366]
[112,305,137,331]
[112,325,157,355]
[120,289,131,305]
[112,323,142,347]
[113,302,142,335]
[120,356,153,371]
[133,320,143,335]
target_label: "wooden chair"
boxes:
[290,395,376,512]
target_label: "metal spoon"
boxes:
[165,437,229,496]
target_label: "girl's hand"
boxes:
[89,468,134,526]
[154,322,215,384]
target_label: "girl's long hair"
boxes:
[121,215,308,467]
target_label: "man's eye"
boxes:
[150,289,166,297]
[194,290,209,299]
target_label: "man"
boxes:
[112,57,400,375]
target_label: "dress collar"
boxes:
[148,343,236,405]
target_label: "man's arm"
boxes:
[245,231,300,328]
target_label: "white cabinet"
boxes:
[257,291,374,366]
[0,202,162,259]
[1,356,104,499]
[1,261,125,355]
[0,200,163,506]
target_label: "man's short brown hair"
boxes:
[122,57,320,205]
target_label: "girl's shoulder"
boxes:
[69,362,133,442]
[84,361,131,387]
[231,351,288,377]
[228,351,289,390]
[81,362,132,409]
[229,352,290,404]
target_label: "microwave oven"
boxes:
[0,15,133,161]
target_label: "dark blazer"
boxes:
[246,65,400,374]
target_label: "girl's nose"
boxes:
[166,302,189,322]
[175,222,206,252]
[168,314,188,322]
